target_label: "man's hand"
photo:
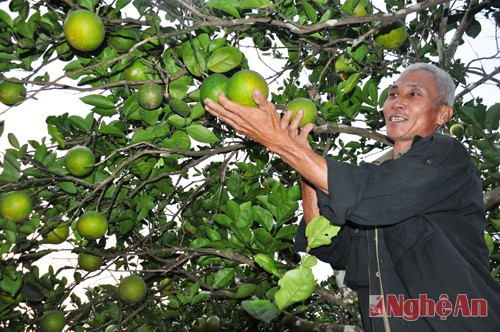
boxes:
[203,89,287,150]
[280,109,315,150]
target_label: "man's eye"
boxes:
[410,91,420,96]
[388,92,397,97]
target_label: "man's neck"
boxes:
[392,141,412,159]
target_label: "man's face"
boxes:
[383,70,442,142]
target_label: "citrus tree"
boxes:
[0,0,499,331]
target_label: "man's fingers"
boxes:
[253,89,276,113]
[289,110,303,131]
[280,111,293,130]
[298,123,315,142]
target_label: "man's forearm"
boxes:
[301,178,320,224]
[268,135,329,195]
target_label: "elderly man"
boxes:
[204,63,500,331]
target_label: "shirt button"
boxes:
[380,258,384,263]
[353,229,359,233]
[376,272,380,277]
[426,159,432,165]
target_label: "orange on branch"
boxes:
[63,10,105,52]
[0,191,32,223]
[226,70,269,108]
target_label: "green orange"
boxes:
[138,83,163,110]
[118,275,147,303]
[0,81,26,106]
[123,60,149,81]
[285,97,318,127]
[63,10,105,52]
[78,251,103,272]
[200,73,228,104]
[76,211,108,240]
[0,191,32,223]
[64,146,95,177]
[40,310,66,332]
[450,123,465,137]
[374,20,407,50]
[108,29,138,53]
[226,70,269,108]
[44,222,70,244]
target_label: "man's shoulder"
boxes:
[411,133,471,164]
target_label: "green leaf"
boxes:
[190,102,205,120]
[241,0,271,9]
[0,9,13,28]
[7,133,20,149]
[167,114,190,129]
[181,42,207,77]
[253,206,274,232]
[235,283,256,298]
[130,130,156,144]
[47,124,65,148]
[484,103,500,131]
[185,125,220,143]
[57,182,77,194]
[275,201,298,224]
[484,233,493,256]
[275,267,315,310]
[276,225,298,240]
[206,0,241,18]
[122,93,139,117]
[305,215,340,252]
[0,120,4,138]
[465,19,481,38]
[77,0,95,10]
[80,94,116,109]
[213,268,234,288]
[169,99,191,117]
[92,106,117,117]
[301,0,318,23]
[254,253,280,277]
[213,214,232,227]
[241,299,279,323]
[191,292,210,305]
[169,75,192,100]
[68,114,93,132]
[116,0,132,10]
[207,46,243,73]
[300,254,317,268]
[209,37,227,53]
[343,72,359,94]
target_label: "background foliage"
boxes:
[0,0,498,331]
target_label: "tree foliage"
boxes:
[0,0,498,331]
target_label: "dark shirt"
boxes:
[294,134,500,331]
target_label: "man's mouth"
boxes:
[389,116,407,122]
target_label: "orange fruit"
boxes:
[44,222,70,244]
[285,97,318,127]
[159,277,173,294]
[0,81,26,106]
[123,60,149,81]
[200,73,228,104]
[137,83,163,109]
[374,20,407,50]
[226,70,269,108]
[76,211,108,240]
[450,123,465,137]
[78,252,103,272]
[0,191,32,223]
[109,29,138,53]
[40,310,66,332]
[353,0,371,16]
[64,146,95,177]
[118,275,147,303]
[63,10,105,52]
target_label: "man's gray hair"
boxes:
[401,63,456,106]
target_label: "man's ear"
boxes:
[437,104,454,126]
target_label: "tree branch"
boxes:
[484,187,500,210]
[455,66,500,100]
[314,123,393,146]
